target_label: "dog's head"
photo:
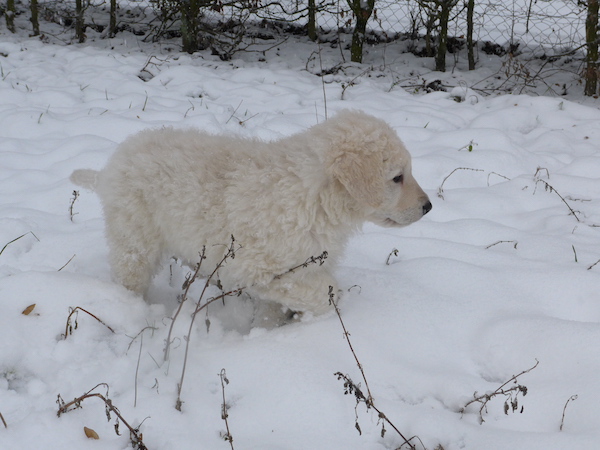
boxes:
[322,110,431,227]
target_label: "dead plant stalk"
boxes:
[57,383,148,450]
[219,369,235,449]
[69,190,79,222]
[170,243,329,411]
[437,167,484,200]
[0,231,39,257]
[63,306,116,338]
[460,359,539,424]
[330,288,419,449]
[174,237,244,411]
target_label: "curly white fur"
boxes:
[71,110,431,315]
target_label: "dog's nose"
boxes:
[422,201,432,216]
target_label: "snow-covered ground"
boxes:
[1,22,600,450]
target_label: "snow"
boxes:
[1,26,600,450]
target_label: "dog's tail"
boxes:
[70,169,99,191]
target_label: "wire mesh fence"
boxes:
[465,0,586,53]
[0,0,591,57]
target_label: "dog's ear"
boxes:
[330,151,385,208]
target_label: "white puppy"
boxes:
[71,110,431,316]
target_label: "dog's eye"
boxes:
[393,174,404,184]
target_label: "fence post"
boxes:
[585,0,599,96]
[308,0,317,41]
[109,0,117,37]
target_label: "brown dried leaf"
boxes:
[22,304,36,315]
[84,426,100,440]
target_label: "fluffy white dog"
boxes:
[71,110,431,317]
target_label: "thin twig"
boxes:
[142,91,149,111]
[175,286,244,412]
[164,249,206,362]
[588,259,600,270]
[0,231,39,257]
[274,251,328,279]
[340,67,373,100]
[226,100,244,124]
[134,333,143,408]
[237,112,259,126]
[534,167,550,180]
[560,395,578,431]
[386,248,399,265]
[126,325,158,409]
[485,240,518,250]
[487,172,510,186]
[534,179,581,222]
[0,411,7,428]
[63,306,116,339]
[57,254,76,271]
[317,42,328,120]
[438,168,484,199]
[176,238,242,411]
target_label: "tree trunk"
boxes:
[307,0,317,42]
[466,0,475,70]
[348,0,375,63]
[424,14,435,57]
[30,0,40,36]
[435,0,451,72]
[75,0,85,43]
[109,0,117,38]
[181,0,201,53]
[585,0,599,96]
[6,0,16,33]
